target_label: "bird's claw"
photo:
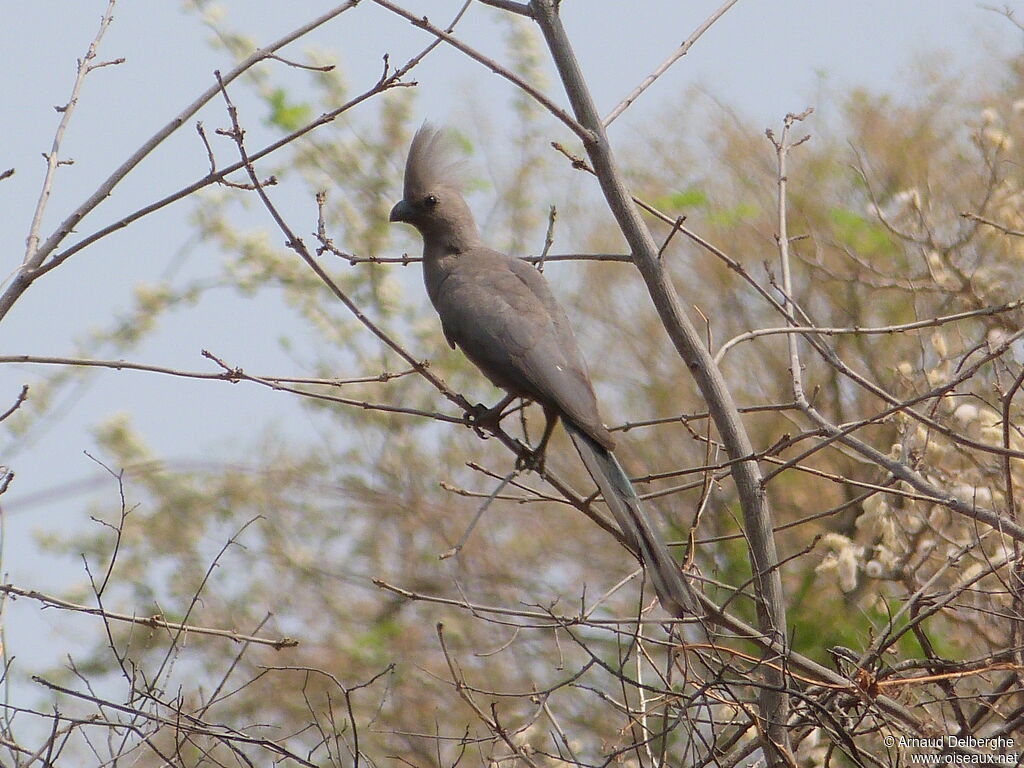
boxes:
[516,448,546,474]
[466,402,503,437]
[464,399,545,472]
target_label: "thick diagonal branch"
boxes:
[529,0,791,761]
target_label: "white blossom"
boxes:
[893,187,921,210]
[837,546,859,592]
[953,403,979,424]
[984,127,1013,150]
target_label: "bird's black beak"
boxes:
[389,200,414,223]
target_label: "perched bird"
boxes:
[389,125,701,618]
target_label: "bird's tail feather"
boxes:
[567,423,703,618]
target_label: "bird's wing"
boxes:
[506,257,585,359]
[435,249,612,448]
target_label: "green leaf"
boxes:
[264,87,312,132]
[828,207,895,256]
[707,201,759,227]
[654,185,708,210]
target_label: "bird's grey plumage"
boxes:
[402,126,460,203]
[390,124,701,617]
[391,124,611,447]
[568,425,702,616]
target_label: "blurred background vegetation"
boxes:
[4,3,1024,764]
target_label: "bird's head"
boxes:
[389,124,480,252]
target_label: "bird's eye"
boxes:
[424,194,438,207]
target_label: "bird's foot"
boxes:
[466,402,503,437]
[515,447,546,474]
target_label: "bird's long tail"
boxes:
[566,423,703,618]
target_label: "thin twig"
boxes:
[0,354,415,387]
[439,469,520,559]
[768,109,813,404]
[603,0,741,126]
[436,623,542,768]
[537,205,557,272]
[30,677,317,765]
[0,584,296,649]
[530,2,791,759]
[962,211,1024,237]
[1,2,363,323]
[0,386,28,423]
[24,0,118,266]
[714,300,1022,365]
[370,0,589,141]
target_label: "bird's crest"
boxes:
[403,123,463,201]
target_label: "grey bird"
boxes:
[389,125,701,618]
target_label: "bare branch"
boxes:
[713,300,1024,365]
[0,583,297,649]
[266,52,336,72]
[0,353,417,388]
[770,108,813,407]
[476,0,533,17]
[370,0,589,140]
[33,61,414,284]
[603,0,741,126]
[200,349,464,425]
[24,0,118,265]
[0,385,28,423]
[962,210,1024,238]
[0,1,362,324]
[530,2,792,759]
[30,676,318,765]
